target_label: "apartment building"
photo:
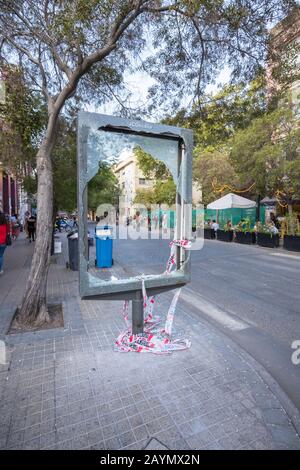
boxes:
[113,153,154,216]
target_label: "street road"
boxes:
[102,231,300,411]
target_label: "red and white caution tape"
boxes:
[121,300,130,329]
[114,239,192,354]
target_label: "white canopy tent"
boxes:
[207,193,256,210]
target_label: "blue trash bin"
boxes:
[95,225,113,268]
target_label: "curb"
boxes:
[179,295,300,444]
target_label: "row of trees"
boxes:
[0,70,77,215]
[0,0,296,325]
[0,73,120,216]
[166,76,300,207]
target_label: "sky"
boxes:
[87,64,232,122]
[86,24,233,122]
[85,2,299,121]
[86,62,232,164]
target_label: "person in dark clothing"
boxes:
[0,211,9,274]
[27,215,36,242]
[56,216,62,233]
[270,212,280,229]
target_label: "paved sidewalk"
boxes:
[0,233,299,450]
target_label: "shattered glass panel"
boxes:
[86,129,179,183]
[85,128,181,287]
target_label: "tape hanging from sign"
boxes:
[114,239,192,354]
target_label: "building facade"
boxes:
[0,68,24,218]
[0,165,20,216]
[113,152,203,221]
[267,7,300,107]
[113,153,154,217]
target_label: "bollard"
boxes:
[132,290,144,335]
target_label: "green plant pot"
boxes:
[283,235,300,252]
[257,232,279,248]
[217,230,233,242]
[204,228,215,239]
[235,231,256,245]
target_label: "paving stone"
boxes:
[23,437,41,450]
[89,441,106,450]
[6,430,24,448]
[23,424,41,441]
[87,429,104,445]
[84,416,101,432]
[104,436,121,450]
[119,430,136,448]
[128,413,144,428]
[267,424,300,449]
[133,424,149,441]
[56,438,74,450]
[262,408,291,427]
[187,430,215,450]
[144,438,168,450]
[40,431,56,449]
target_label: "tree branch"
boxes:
[3,36,40,66]
[9,2,73,79]
[191,16,206,103]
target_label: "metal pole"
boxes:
[132,290,144,334]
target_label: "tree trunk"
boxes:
[18,114,58,326]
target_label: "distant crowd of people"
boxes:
[205,212,281,237]
[0,210,38,276]
[123,211,169,232]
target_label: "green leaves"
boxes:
[134,147,176,207]
[134,178,176,207]
[193,148,238,205]
[134,146,170,180]
[87,162,120,212]
[164,76,266,150]
[52,117,77,213]
[229,107,300,200]
[0,65,46,183]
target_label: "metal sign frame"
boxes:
[77,112,193,328]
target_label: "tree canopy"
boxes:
[134,146,170,180]
[52,117,78,214]
[0,0,296,322]
[230,107,300,203]
[0,64,46,182]
[193,149,239,205]
[0,1,294,117]
[134,146,176,207]
[164,75,267,149]
[166,72,300,206]
[88,163,120,212]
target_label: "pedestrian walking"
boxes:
[211,219,219,239]
[162,213,168,233]
[72,215,78,228]
[270,212,280,230]
[0,211,9,275]
[27,214,36,242]
[24,210,30,238]
[11,214,21,240]
[56,215,62,233]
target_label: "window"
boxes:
[139,178,146,185]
